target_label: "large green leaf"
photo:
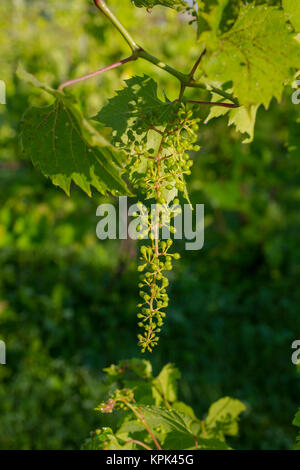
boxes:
[139,405,230,449]
[94,75,178,147]
[202,5,300,107]
[140,404,199,435]
[18,66,131,197]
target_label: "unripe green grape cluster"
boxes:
[122,102,200,351]
[137,239,181,352]
[126,104,200,201]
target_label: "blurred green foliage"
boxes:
[0,0,300,450]
[83,359,246,450]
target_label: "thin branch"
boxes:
[178,82,186,101]
[58,56,134,91]
[187,99,238,108]
[187,82,239,105]
[189,48,206,78]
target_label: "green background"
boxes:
[0,0,299,449]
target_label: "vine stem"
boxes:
[90,0,239,106]
[93,0,140,52]
[189,83,239,106]
[58,56,134,90]
[189,48,206,78]
[175,99,238,109]
[138,49,190,85]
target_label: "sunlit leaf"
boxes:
[202,5,300,107]
[18,66,131,197]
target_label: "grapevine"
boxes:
[129,105,201,352]
[18,0,300,353]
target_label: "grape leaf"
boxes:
[94,75,178,147]
[139,404,199,435]
[283,0,300,31]
[139,405,230,449]
[17,65,131,197]
[224,105,258,144]
[202,5,300,108]
[197,0,247,42]
[132,0,186,10]
[205,397,246,439]
[205,92,259,143]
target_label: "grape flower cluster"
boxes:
[123,102,200,351]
